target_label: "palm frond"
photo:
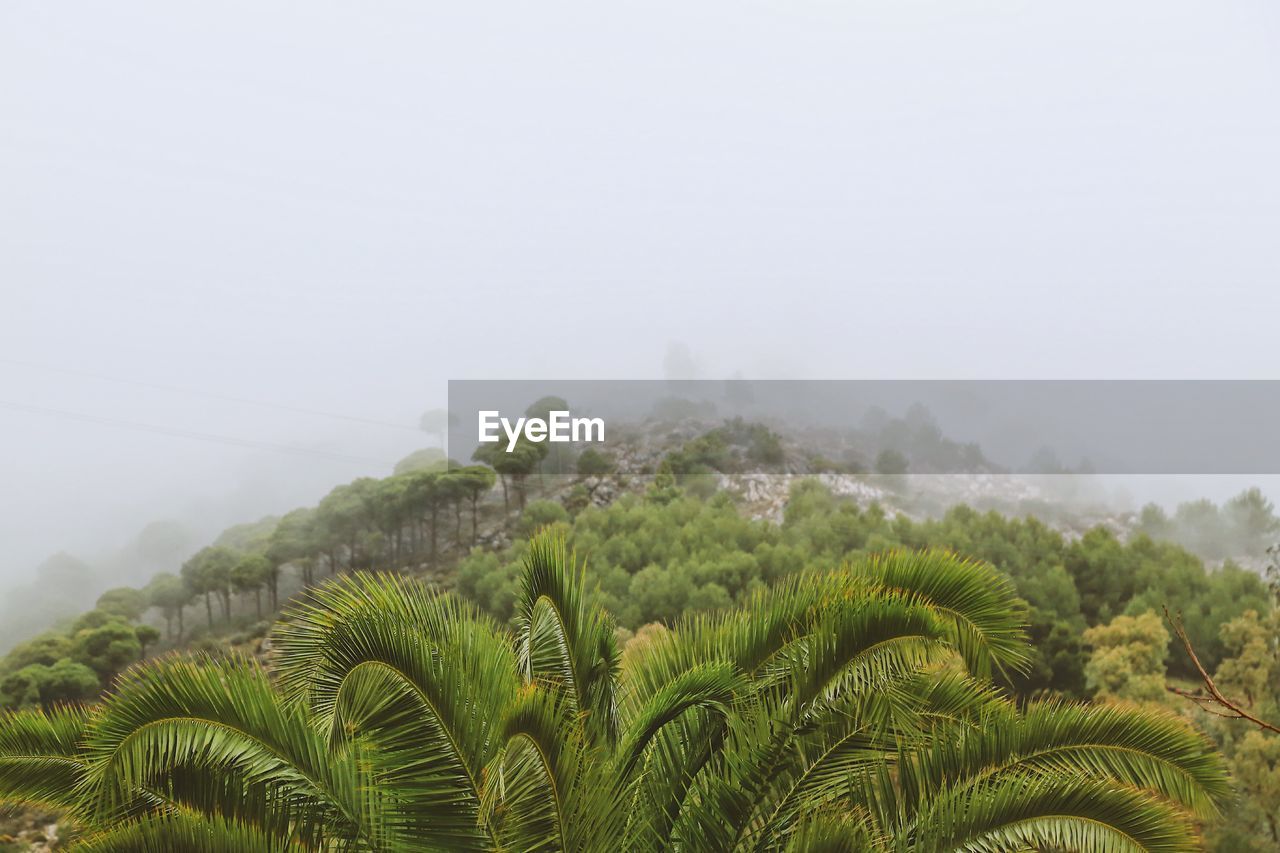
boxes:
[69,812,306,852]
[484,684,623,853]
[0,542,1226,853]
[904,773,1202,853]
[75,654,367,848]
[615,662,744,782]
[0,705,92,816]
[778,808,883,853]
[272,572,518,849]
[845,550,1031,680]
[905,699,1232,820]
[516,534,620,745]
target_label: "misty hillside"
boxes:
[7,4,1278,849]
[3,409,1279,849]
[5,406,1276,659]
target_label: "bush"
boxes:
[519,500,569,536]
[576,448,614,478]
[874,449,909,476]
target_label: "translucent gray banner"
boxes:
[446,380,1280,475]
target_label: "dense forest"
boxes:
[2,417,1279,850]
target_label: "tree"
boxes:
[576,447,613,478]
[39,658,101,705]
[0,633,72,671]
[403,471,447,566]
[0,666,44,709]
[130,519,193,571]
[1122,546,1269,677]
[180,546,238,628]
[134,624,161,658]
[1137,502,1173,540]
[71,618,142,683]
[518,499,569,537]
[874,448,909,476]
[438,470,474,547]
[629,563,694,622]
[316,480,379,572]
[525,396,574,476]
[1065,527,1135,624]
[95,587,148,622]
[230,554,272,619]
[393,447,447,475]
[214,516,278,553]
[70,608,118,634]
[1167,608,1280,737]
[646,458,681,505]
[1224,487,1280,557]
[145,572,191,640]
[1220,731,1280,848]
[1213,609,1279,709]
[1166,608,1280,850]
[473,440,545,511]
[472,444,508,511]
[455,465,497,544]
[369,474,418,563]
[0,537,1229,850]
[419,408,457,447]
[1083,611,1169,703]
[0,659,98,709]
[523,395,569,421]
[267,507,319,602]
[1174,498,1229,559]
[505,440,549,507]
[407,471,470,561]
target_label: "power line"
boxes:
[0,357,422,432]
[0,399,397,467]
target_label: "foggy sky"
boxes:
[2,2,1279,581]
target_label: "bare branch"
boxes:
[1163,607,1280,736]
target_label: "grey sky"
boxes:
[2,2,1279,577]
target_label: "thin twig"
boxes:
[1163,607,1280,736]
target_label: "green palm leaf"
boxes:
[75,654,367,849]
[904,774,1202,853]
[516,534,620,745]
[894,699,1231,824]
[0,705,91,815]
[71,812,306,852]
[273,572,518,849]
[845,550,1032,680]
[0,533,1232,853]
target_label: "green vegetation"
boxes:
[392,447,446,475]
[0,535,1230,850]
[0,580,169,711]
[874,447,909,476]
[575,447,614,478]
[0,464,498,715]
[1082,611,1170,703]
[1137,487,1280,559]
[1190,601,1280,850]
[473,440,546,510]
[663,418,786,478]
[457,481,1270,698]
[8,435,1250,716]
[1,412,1277,848]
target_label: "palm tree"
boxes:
[0,535,1230,851]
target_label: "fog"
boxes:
[3,2,1279,619]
